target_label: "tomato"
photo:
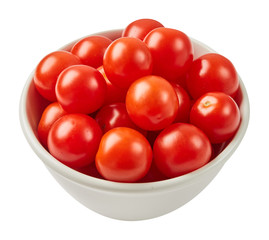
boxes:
[48,114,102,168]
[34,51,81,101]
[146,130,162,147]
[153,123,212,178]
[190,92,240,144]
[144,27,193,82]
[74,162,104,179]
[211,142,229,160]
[71,35,112,68]
[103,37,153,89]
[138,160,167,183]
[126,75,179,131]
[95,102,144,134]
[171,83,191,123]
[37,102,67,149]
[186,53,239,99]
[95,127,152,183]
[122,18,164,40]
[97,66,126,105]
[56,65,106,114]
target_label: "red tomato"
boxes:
[95,127,152,183]
[146,130,162,147]
[171,83,191,123]
[211,142,229,160]
[103,37,153,89]
[190,92,241,144]
[71,35,112,68]
[34,51,81,101]
[138,161,167,183]
[56,65,106,114]
[74,162,104,179]
[122,18,164,40]
[186,53,239,99]
[144,27,193,82]
[97,66,126,105]
[95,103,144,134]
[126,75,179,131]
[37,102,67,149]
[48,114,102,168]
[153,123,212,178]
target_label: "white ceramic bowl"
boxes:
[19,30,250,221]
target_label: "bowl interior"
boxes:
[20,30,250,192]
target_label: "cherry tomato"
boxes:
[171,83,191,123]
[138,161,167,183]
[74,162,104,179]
[97,66,126,105]
[37,102,67,149]
[95,127,152,183]
[190,92,240,144]
[211,142,229,160]
[56,65,106,114]
[144,27,193,82]
[71,35,112,68]
[146,130,162,147]
[95,102,144,134]
[34,51,81,101]
[153,123,212,178]
[122,18,164,40]
[186,53,239,99]
[103,37,153,89]
[126,75,179,131]
[48,114,102,168]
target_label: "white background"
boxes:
[1,0,268,239]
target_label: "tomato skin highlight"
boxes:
[144,27,193,82]
[71,35,112,68]
[186,53,239,99]
[126,75,179,131]
[103,37,153,89]
[34,51,81,102]
[153,123,212,178]
[97,66,126,105]
[47,114,102,168]
[95,127,152,183]
[122,18,164,40]
[171,83,191,123]
[190,92,241,144]
[37,102,67,149]
[56,65,106,114]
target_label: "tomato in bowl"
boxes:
[19,26,249,220]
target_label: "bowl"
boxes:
[19,29,250,221]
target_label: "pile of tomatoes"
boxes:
[34,19,241,183]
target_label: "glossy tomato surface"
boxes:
[153,123,212,178]
[37,102,67,149]
[98,66,126,105]
[122,18,164,40]
[47,114,102,168]
[171,83,191,123]
[95,103,142,133]
[95,127,152,183]
[190,92,241,143]
[126,75,179,131]
[103,37,153,89]
[34,51,81,102]
[56,65,106,114]
[71,35,112,68]
[144,27,193,82]
[186,53,239,99]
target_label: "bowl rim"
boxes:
[19,30,250,194]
